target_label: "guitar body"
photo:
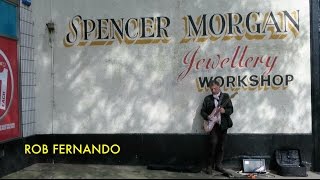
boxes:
[202,91,238,133]
[203,107,221,133]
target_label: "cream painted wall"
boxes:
[33,0,311,134]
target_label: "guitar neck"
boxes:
[218,92,238,108]
[220,99,231,108]
[219,94,234,108]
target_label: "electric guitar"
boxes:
[203,91,238,133]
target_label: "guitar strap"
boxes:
[218,93,224,107]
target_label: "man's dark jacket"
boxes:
[200,92,234,132]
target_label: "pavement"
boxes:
[1,163,320,179]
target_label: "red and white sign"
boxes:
[0,36,20,142]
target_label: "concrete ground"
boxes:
[2,163,320,179]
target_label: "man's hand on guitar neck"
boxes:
[219,107,225,114]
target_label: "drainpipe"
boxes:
[46,0,55,164]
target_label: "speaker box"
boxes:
[275,149,307,177]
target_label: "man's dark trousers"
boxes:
[207,125,227,170]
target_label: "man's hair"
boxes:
[208,80,220,87]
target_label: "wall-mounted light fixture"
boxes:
[22,0,31,6]
[46,21,55,34]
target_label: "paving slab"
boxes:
[2,163,320,179]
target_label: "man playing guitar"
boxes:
[200,80,235,175]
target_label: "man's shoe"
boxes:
[215,166,225,172]
[205,166,213,175]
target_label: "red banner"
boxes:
[0,36,20,142]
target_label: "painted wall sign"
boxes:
[34,0,311,134]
